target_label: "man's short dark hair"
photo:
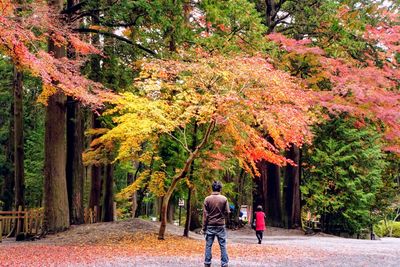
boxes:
[212,181,222,192]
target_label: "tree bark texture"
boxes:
[88,113,103,219]
[253,160,268,220]
[1,71,15,211]
[102,163,114,222]
[266,160,283,227]
[66,96,84,224]
[13,66,24,211]
[184,121,197,237]
[167,198,175,223]
[283,145,301,229]
[43,0,70,233]
[183,186,192,237]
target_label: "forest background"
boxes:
[0,0,399,240]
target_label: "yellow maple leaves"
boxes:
[88,53,316,189]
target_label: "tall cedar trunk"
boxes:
[65,0,84,225]
[254,160,268,220]
[183,186,192,236]
[88,12,102,219]
[184,121,197,237]
[283,145,301,228]
[130,161,142,217]
[134,188,145,217]
[236,169,246,220]
[1,71,15,211]
[88,118,103,216]
[102,164,114,222]
[66,96,84,224]
[13,66,24,211]
[167,199,174,223]
[127,171,138,217]
[43,0,70,233]
[189,198,202,230]
[266,160,283,227]
[265,0,276,33]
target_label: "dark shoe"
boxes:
[204,264,211,267]
[258,240,261,244]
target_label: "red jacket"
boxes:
[255,211,266,231]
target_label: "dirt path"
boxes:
[1,219,399,266]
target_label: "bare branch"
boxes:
[73,28,157,56]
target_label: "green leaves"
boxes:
[302,115,386,234]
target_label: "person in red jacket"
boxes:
[254,205,266,244]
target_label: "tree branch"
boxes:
[61,1,88,14]
[73,28,157,56]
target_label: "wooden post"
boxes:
[1,219,3,242]
[16,205,22,236]
[24,209,29,234]
[113,202,117,222]
[89,208,93,224]
[94,206,98,223]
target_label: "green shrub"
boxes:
[374,221,400,238]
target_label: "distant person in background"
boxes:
[203,181,230,267]
[254,205,266,244]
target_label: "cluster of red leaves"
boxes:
[0,0,108,107]
[268,19,400,153]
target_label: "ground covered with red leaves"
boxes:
[1,219,399,266]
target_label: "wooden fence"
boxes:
[84,206,98,224]
[0,206,44,242]
[0,206,99,242]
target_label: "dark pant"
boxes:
[256,230,263,243]
[204,225,229,266]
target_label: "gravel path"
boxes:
[1,219,399,267]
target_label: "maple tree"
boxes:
[86,52,316,239]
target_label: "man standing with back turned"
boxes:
[203,181,230,267]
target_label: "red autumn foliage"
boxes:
[0,0,108,107]
[268,16,400,153]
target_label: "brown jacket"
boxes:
[202,192,230,230]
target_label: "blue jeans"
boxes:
[204,225,229,266]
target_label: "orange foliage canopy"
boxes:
[96,54,317,177]
[0,0,108,107]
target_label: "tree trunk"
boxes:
[13,66,24,211]
[184,121,197,237]
[253,160,268,221]
[189,199,202,231]
[283,145,301,229]
[183,186,192,236]
[88,112,103,217]
[43,0,70,234]
[66,97,84,224]
[1,71,15,211]
[65,0,84,225]
[88,11,103,220]
[266,160,283,227]
[236,169,246,220]
[265,0,276,33]
[102,163,114,222]
[167,198,175,223]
